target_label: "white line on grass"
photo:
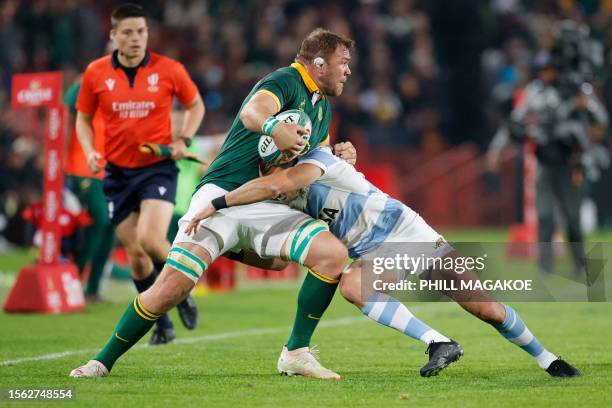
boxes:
[0,315,370,367]
[1,303,456,367]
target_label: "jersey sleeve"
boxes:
[297,146,340,175]
[172,62,199,105]
[76,66,98,115]
[255,71,296,111]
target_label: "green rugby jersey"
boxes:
[197,63,332,191]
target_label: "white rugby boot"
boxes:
[69,360,109,378]
[277,345,341,380]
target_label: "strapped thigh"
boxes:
[282,219,330,264]
[166,246,208,283]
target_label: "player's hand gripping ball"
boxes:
[258,109,312,165]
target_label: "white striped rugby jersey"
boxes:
[290,146,409,259]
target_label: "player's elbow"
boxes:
[266,175,295,197]
[76,111,92,126]
[265,182,284,198]
[239,104,256,127]
[191,97,205,116]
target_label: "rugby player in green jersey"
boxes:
[71,28,357,380]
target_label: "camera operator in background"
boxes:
[487,20,608,276]
[555,81,609,184]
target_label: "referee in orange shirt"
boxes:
[75,4,205,345]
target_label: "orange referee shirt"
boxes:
[77,51,198,168]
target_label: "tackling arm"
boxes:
[184,163,323,236]
[227,163,322,206]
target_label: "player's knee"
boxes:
[316,237,348,271]
[329,242,349,271]
[139,234,165,258]
[145,266,195,313]
[339,279,362,305]
[123,239,146,258]
[123,244,151,272]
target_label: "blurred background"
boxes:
[0,0,611,260]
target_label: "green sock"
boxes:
[287,270,338,350]
[95,296,159,371]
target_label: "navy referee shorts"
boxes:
[103,159,178,226]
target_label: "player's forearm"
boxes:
[226,177,283,207]
[225,165,317,207]
[75,112,96,155]
[180,97,205,138]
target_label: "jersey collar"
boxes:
[291,62,320,94]
[111,50,151,69]
[291,62,324,105]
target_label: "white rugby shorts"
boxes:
[172,183,320,265]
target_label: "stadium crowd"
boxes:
[0,0,611,246]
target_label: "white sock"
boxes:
[536,350,558,369]
[362,293,450,344]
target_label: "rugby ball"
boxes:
[258,109,312,165]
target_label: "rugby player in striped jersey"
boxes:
[185,146,581,378]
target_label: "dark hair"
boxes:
[111,3,147,29]
[296,28,354,63]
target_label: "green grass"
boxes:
[1,229,611,406]
[1,286,611,407]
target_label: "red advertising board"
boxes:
[11,72,63,109]
[4,71,85,313]
[40,106,65,264]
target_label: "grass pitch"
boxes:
[1,287,611,406]
[1,230,611,407]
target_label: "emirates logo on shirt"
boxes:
[147,73,159,92]
[112,100,156,119]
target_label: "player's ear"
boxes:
[314,57,325,72]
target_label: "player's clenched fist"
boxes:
[86,150,103,173]
[271,122,308,156]
[334,141,357,165]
